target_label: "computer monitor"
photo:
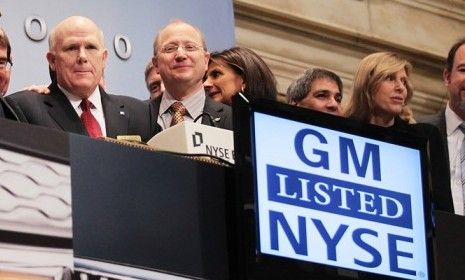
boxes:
[232,95,435,280]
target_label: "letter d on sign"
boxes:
[192,132,203,147]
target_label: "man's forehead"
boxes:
[158,23,202,44]
[148,71,161,81]
[148,70,161,79]
[310,78,339,91]
[58,30,102,46]
[61,32,99,41]
[454,45,465,64]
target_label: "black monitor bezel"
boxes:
[232,95,435,280]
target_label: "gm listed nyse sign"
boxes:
[253,113,428,279]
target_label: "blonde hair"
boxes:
[344,52,413,122]
[400,105,416,124]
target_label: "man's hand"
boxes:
[22,84,50,94]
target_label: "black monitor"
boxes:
[232,95,435,280]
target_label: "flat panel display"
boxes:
[232,96,435,280]
[253,112,428,279]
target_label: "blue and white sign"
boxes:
[253,112,429,279]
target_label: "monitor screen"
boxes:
[232,96,435,280]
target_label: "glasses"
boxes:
[0,59,12,70]
[160,43,202,54]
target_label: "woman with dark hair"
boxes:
[203,47,277,105]
[344,51,453,212]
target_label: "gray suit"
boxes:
[149,94,233,134]
[6,83,155,142]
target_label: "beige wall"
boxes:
[234,0,465,115]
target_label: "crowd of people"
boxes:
[0,15,464,215]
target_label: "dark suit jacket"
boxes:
[149,94,233,134]
[6,83,154,142]
[417,109,448,155]
[0,97,19,121]
[415,111,454,212]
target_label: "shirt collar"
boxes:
[159,87,206,119]
[59,84,102,112]
[445,103,464,135]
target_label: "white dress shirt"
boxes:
[60,85,107,137]
[445,105,465,215]
[157,88,206,130]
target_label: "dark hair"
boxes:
[286,68,343,103]
[0,27,12,65]
[144,60,154,80]
[209,47,277,102]
[445,37,465,72]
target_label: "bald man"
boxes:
[149,20,232,131]
[7,16,154,140]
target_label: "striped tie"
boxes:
[170,101,187,127]
[460,123,465,214]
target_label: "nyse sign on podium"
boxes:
[253,113,428,280]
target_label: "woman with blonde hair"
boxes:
[345,52,413,127]
[345,51,453,212]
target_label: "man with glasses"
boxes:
[6,16,154,140]
[150,20,232,131]
[0,27,19,120]
[0,28,12,96]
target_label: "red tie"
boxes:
[80,99,103,138]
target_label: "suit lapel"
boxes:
[439,110,449,156]
[149,96,163,134]
[0,97,19,121]
[101,88,129,137]
[438,110,447,139]
[46,84,87,135]
[202,95,223,126]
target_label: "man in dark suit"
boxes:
[0,27,12,97]
[0,27,19,121]
[418,38,465,215]
[149,20,232,132]
[6,16,153,141]
[0,97,18,120]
